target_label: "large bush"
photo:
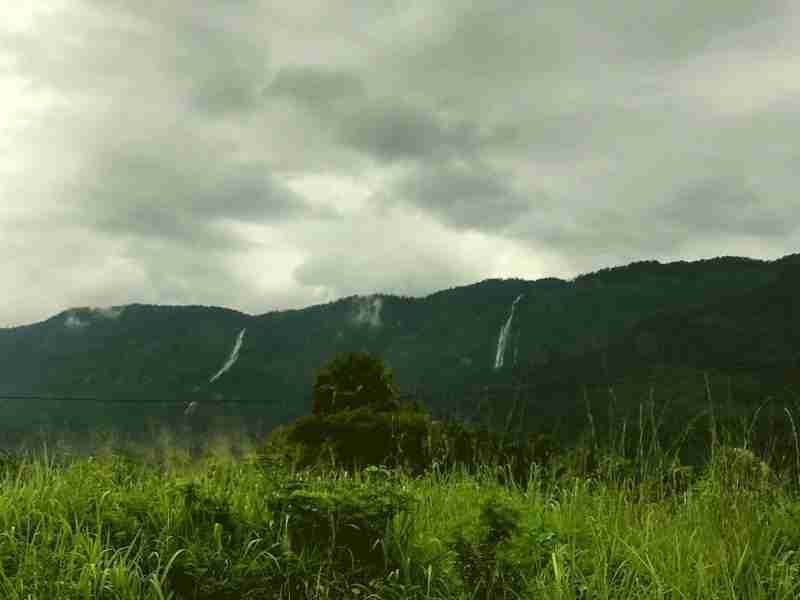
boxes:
[257,352,563,482]
[285,405,433,475]
[267,477,416,572]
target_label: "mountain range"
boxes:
[2,252,798,440]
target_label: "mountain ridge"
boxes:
[7,252,797,331]
[1,252,798,436]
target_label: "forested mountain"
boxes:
[473,254,800,445]
[1,252,798,437]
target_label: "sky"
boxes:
[2,1,799,327]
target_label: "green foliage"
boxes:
[3,407,800,599]
[448,496,528,600]
[0,449,23,481]
[311,351,398,416]
[264,389,561,487]
[171,480,238,536]
[551,445,600,480]
[266,477,415,574]
[256,424,303,475]
[696,445,779,496]
[280,404,433,474]
[3,253,797,444]
[424,423,562,488]
[256,352,443,476]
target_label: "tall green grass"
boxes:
[1,381,800,599]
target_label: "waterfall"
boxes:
[209,328,246,383]
[494,294,523,370]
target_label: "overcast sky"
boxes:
[2,1,799,327]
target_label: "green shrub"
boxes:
[284,405,433,474]
[257,424,303,476]
[0,449,23,481]
[420,421,562,487]
[266,477,416,574]
[551,444,600,481]
[448,496,527,600]
[696,445,779,495]
[263,352,571,485]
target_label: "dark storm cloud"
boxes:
[337,99,479,163]
[64,137,336,257]
[266,65,480,162]
[388,160,535,231]
[81,148,318,224]
[267,66,365,113]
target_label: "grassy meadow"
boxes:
[2,390,800,599]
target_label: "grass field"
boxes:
[2,398,800,599]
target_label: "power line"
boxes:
[0,394,228,404]
[0,394,103,402]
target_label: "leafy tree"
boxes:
[311,351,399,416]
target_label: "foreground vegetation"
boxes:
[3,351,800,599]
[2,405,800,599]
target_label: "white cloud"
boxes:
[64,313,88,329]
[675,49,800,117]
[352,296,383,328]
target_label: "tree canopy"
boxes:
[311,351,398,416]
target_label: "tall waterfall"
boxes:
[494,294,523,370]
[209,328,246,383]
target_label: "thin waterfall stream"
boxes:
[209,328,246,383]
[494,294,523,369]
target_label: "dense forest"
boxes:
[1,252,798,449]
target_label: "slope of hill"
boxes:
[0,304,249,398]
[528,257,800,386]
[0,253,797,436]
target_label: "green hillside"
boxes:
[1,252,797,443]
